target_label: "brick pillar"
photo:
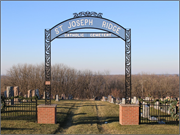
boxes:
[119,104,139,125]
[37,104,57,124]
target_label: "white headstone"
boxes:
[131,98,133,104]
[56,95,59,101]
[122,98,125,104]
[133,96,137,104]
[136,99,139,104]
[154,101,159,109]
[32,90,36,97]
[43,91,45,99]
[143,105,150,118]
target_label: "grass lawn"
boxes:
[1,100,179,134]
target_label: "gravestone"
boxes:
[122,98,125,104]
[28,90,32,98]
[6,86,14,105]
[69,95,73,100]
[32,90,36,97]
[111,97,115,103]
[14,86,19,103]
[113,97,116,103]
[131,98,134,104]
[35,89,40,99]
[102,96,106,101]
[154,101,159,110]
[56,95,59,101]
[136,99,139,104]
[116,98,120,104]
[149,116,158,121]
[131,98,133,104]
[143,105,150,118]
[133,96,137,104]
[43,91,45,99]
[7,86,14,97]
[4,91,7,98]
[108,95,111,102]
[142,101,147,105]
[61,94,66,100]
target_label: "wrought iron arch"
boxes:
[45,12,131,105]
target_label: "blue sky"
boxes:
[1,1,179,75]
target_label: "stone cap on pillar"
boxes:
[120,104,139,107]
[37,104,57,108]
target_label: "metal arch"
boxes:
[45,13,132,105]
[125,29,131,104]
[45,29,51,105]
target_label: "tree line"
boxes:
[1,63,179,99]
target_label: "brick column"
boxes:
[119,104,139,125]
[37,104,57,124]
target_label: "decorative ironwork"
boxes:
[45,14,131,105]
[1,96,37,121]
[125,29,131,104]
[139,99,179,125]
[73,11,103,18]
[45,29,51,105]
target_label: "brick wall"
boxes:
[119,104,139,125]
[37,104,57,124]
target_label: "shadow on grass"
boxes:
[82,105,105,107]
[1,115,36,122]
[1,127,34,130]
[72,116,119,125]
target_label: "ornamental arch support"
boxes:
[44,11,131,105]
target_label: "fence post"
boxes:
[139,100,141,124]
[36,98,37,122]
[176,105,178,126]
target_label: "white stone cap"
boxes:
[37,104,57,108]
[120,104,139,107]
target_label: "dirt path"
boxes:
[53,103,76,134]
[94,101,103,133]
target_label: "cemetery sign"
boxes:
[45,11,131,105]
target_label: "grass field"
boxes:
[1,99,179,134]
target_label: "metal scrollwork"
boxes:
[45,29,51,105]
[125,29,131,104]
[73,11,103,18]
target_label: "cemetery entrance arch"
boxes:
[44,11,131,105]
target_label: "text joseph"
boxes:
[55,19,121,35]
